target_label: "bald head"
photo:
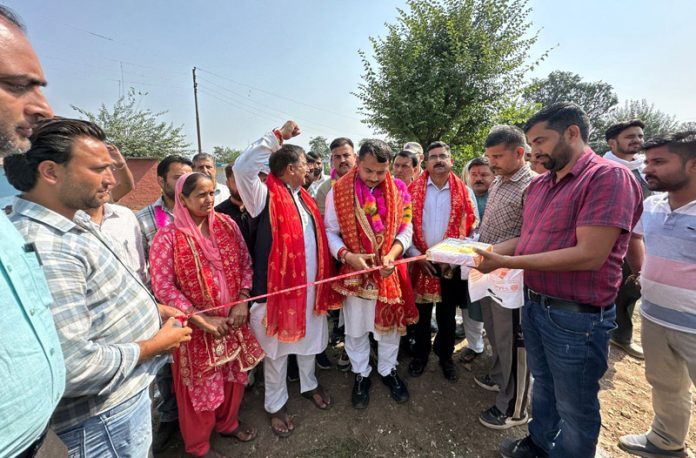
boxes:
[0,9,53,157]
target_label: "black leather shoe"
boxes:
[499,436,548,458]
[439,358,458,382]
[152,420,179,453]
[408,358,427,377]
[351,374,371,409]
[381,369,409,403]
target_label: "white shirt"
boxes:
[214,182,230,207]
[99,203,148,285]
[406,177,452,257]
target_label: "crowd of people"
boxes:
[1,5,695,458]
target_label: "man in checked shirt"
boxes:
[5,117,192,458]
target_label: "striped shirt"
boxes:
[11,198,163,433]
[634,194,696,333]
[136,196,174,260]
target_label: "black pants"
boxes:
[612,261,640,344]
[412,271,463,362]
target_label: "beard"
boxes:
[616,143,642,157]
[645,172,690,192]
[0,125,25,158]
[541,139,574,171]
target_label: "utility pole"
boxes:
[192,67,202,155]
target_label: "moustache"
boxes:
[474,181,484,185]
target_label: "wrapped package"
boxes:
[426,237,492,266]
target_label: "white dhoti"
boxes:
[342,295,400,377]
[247,189,329,413]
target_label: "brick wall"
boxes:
[117,158,160,211]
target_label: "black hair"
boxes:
[269,144,305,177]
[181,172,214,197]
[306,151,321,162]
[157,155,193,178]
[4,118,105,192]
[524,102,591,143]
[329,137,354,151]
[604,119,646,141]
[0,5,25,31]
[358,139,391,163]
[643,131,696,162]
[395,149,419,168]
[224,163,235,179]
[485,125,528,150]
[467,157,490,171]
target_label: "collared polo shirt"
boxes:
[516,149,642,306]
[635,194,696,333]
[0,212,65,457]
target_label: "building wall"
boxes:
[117,158,160,211]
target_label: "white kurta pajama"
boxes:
[234,133,328,413]
[324,187,413,378]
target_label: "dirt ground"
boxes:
[157,311,695,458]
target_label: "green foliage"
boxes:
[523,70,618,151]
[308,136,330,159]
[355,0,547,167]
[72,88,191,160]
[212,146,241,165]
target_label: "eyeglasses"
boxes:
[427,154,450,161]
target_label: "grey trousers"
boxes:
[643,316,696,450]
[481,296,531,418]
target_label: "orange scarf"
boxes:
[172,214,264,396]
[266,173,341,343]
[333,167,418,334]
[409,171,475,303]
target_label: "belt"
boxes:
[526,288,603,314]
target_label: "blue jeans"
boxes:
[522,298,616,458]
[59,388,152,458]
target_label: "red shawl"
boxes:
[172,213,264,394]
[333,167,418,335]
[409,171,475,303]
[265,173,342,343]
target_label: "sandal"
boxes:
[268,406,294,438]
[459,348,482,364]
[220,421,257,442]
[301,384,332,410]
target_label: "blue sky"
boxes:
[7,0,695,153]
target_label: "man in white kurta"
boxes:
[234,121,331,435]
[324,139,415,409]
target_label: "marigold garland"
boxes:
[356,176,412,234]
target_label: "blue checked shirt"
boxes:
[11,198,164,434]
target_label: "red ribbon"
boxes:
[174,254,427,322]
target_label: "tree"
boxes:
[354,0,547,165]
[72,88,191,160]
[523,70,618,151]
[212,146,241,165]
[308,136,330,158]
